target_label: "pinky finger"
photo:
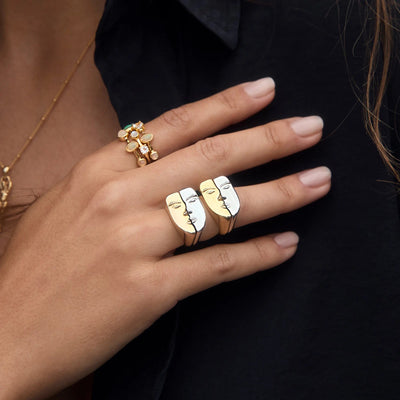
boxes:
[158,232,299,301]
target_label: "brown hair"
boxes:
[365,0,400,181]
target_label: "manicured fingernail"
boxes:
[244,77,275,98]
[299,166,332,188]
[290,116,324,137]
[274,232,299,248]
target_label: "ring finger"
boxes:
[149,166,331,256]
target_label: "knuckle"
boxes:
[252,237,271,263]
[113,224,141,250]
[138,267,178,313]
[195,136,228,163]
[144,264,167,293]
[262,123,282,148]
[212,247,235,276]
[64,156,100,197]
[275,179,295,202]
[125,263,159,297]
[133,264,158,288]
[111,215,159,256]
[161,105,191,129]
[130,264,170,303]
[70,155,101,182]
[87,180,125,215]
[216,90,239,112]
[66,156,107,197]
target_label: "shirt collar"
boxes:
[178,0,241,49]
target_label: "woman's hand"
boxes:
[0,78,330,400]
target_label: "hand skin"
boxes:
[0,79,331,400]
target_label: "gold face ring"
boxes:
[200,176,240,235]
[166,188,206,247]
[117,121,159,167]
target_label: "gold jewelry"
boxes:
[166,188,206,246]
[0,34,96,233]
[200,176,240,235]
[117,121,159,167]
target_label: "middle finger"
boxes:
[137,115,324,204]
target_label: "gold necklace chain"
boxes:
[0,34,96,232]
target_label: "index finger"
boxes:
[105,78,275,171]
[146,77,276,153]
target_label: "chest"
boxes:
[0,57,120,254]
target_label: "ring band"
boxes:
[117,121,159,167]
[166,188,206,246]
[200,176,240,235]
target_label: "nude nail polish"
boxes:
[299,166,332,188]
[291,116,324,137]
[274,232,299,248]
[244,77,276,98]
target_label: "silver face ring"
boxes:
[166,187,206,246]
[200,176,240,235]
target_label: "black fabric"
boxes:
[179,0,241,49]
[93,0,400,399]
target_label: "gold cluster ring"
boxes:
[118,121,159,167]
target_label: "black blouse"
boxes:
[93,0,400,399]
